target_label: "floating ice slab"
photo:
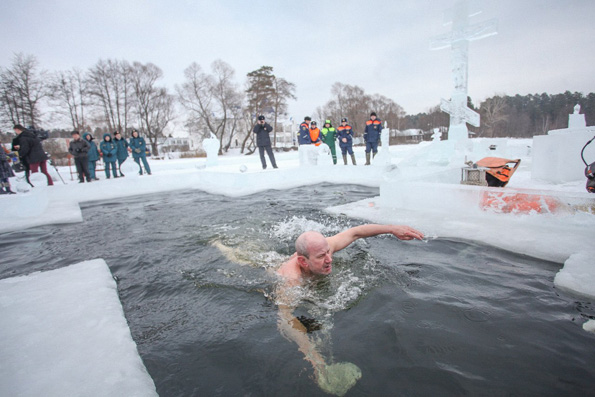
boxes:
[554,252,595,301]
[0,259,157,397]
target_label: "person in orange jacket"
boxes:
[309,121,322,146]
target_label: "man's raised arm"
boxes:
[326,224,424,253]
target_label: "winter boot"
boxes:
[365,152,371,165]
[351,154,357,165]
[343,154,348,165]
[3,183,13,193]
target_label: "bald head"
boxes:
[295,231,326,258]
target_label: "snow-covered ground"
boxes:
[1,138,594,395]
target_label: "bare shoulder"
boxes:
[277,254,302,284]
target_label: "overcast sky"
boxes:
[2,0,595,125]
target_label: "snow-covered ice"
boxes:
[0,259,157,397]
[1,138,594,394]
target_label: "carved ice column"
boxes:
[202,132,220,167]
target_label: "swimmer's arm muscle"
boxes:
[327,224,424,253]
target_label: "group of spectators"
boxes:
[2,114,384,193]
[68,129,151,183]
[253,112,383,169]
[297,112,383,166]
[0,125,154,195]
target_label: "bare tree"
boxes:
[318,83,371,134]
[480,95,508,137]
[87,59,132,134]
[0,53,47,127]
[48,68,89,131]
[177,60,242,155]
[317,83,406,137]
[130,62,175,155]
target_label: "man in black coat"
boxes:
[68,130,92,183]
[253,115,278,169]
[13,124,53,186]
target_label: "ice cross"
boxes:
[430,0,497,140]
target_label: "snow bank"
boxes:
[0,260,157,397]
[554,252,595,300]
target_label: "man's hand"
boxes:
[389,225,424,241]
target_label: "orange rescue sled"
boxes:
[475,157,521,187]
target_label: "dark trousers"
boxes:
[365,141,379,154]
[258,145,277,169]
[340,143,354,155]
[74,156,90,182]
[117,158,127,175]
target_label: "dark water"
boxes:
[1,184,594,396]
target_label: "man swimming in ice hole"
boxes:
[275,224,424,395]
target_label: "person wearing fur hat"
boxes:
[99,133,118,179]
[363,112,382,165]
[83,132,100,180]
[68,131,91,183]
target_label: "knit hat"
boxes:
[258,115,265,121]
[341,117,348,123]
[304,116,311,121]
[370,112,377,117]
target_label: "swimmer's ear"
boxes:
[296,255,309,270]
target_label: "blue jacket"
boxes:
[337,125,354,145]
[83,133,100,162]
[129,135,147,158]
[99,134,118,163]
[298,122,311,145]
[364,118,382,142]
[114,137,129,161]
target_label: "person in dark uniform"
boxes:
[363,112,382,165]
[253,115,278,169]
[337,118,356,165]
[68,131,91,183]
